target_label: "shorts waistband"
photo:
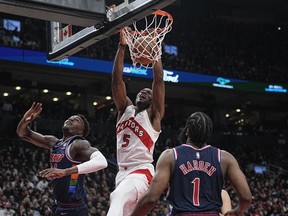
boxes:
[119,163,154,171]
[56,200,85,207]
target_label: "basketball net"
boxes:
[122,10,173,68]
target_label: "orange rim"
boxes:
[127,10,173,35]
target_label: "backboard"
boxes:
[0,0,106,27]
[0,0,176,61]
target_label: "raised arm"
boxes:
[150,59,165,131]
[222,151,252,216]
[16,102,57,149]
[111,33,132,116]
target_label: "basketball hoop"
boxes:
[122,10,173,68]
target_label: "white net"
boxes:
[122,10,173,68]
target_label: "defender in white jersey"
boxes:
[107,32,165,216]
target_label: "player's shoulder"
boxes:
[121,104,134,113]
[69,135,88,145]
[71,138,90,151]
[159,148,174,161]
[45,135,59,146]
[220,150,238,164]
[220,149,233,157]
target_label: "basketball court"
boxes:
[0,0,175,61]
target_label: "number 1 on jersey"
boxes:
[192,177,200,206]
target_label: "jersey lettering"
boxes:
[50,153,64,162]
[116,117,154,151]
[116,117,144,137]
[167,145,223,213]
[179,160,216,176]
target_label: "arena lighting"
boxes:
[53,97,59,102]
[236,109,241,112]
[15,86,21,90]
[3,92,9,97]
[106,96,112,100]
[212,77,234,89]
[43,89,49,93]
[265,84,287,93]
[225,114,229,118]
[3,19,21,31]
[253,165,267,174]
[66,91,72,96]
[93,102,98,106]
[163,44,178,56]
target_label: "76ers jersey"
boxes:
[50,135,85,204]
[116,105,160,168]
[167,144,223,214]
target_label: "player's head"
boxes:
[179,112,213,148]
[63,114,90,137]
[135,88,152,109]
[77,114,90,137]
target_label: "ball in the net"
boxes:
[133,37,156,65]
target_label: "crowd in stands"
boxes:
[1,11,288,83]
[0,105,288,215]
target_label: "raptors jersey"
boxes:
[50,135,86,204]
[167,144,223,214]
[116,105,160,168]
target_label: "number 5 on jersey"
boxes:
[121,134,131,147]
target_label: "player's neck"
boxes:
[134,105,146,115]
[62,133,76,141]
[186,142,207,149]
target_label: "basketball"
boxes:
[133,37,156,65]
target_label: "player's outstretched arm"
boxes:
[39,139,107,178]
[16,102,57,149]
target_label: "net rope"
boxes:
[122,10,173,68]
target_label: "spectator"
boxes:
[2,100,13,114]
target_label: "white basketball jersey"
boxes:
[116,105,160,168]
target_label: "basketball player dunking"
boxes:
[106,32,165,216]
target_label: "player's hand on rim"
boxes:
[119,27,132,46]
